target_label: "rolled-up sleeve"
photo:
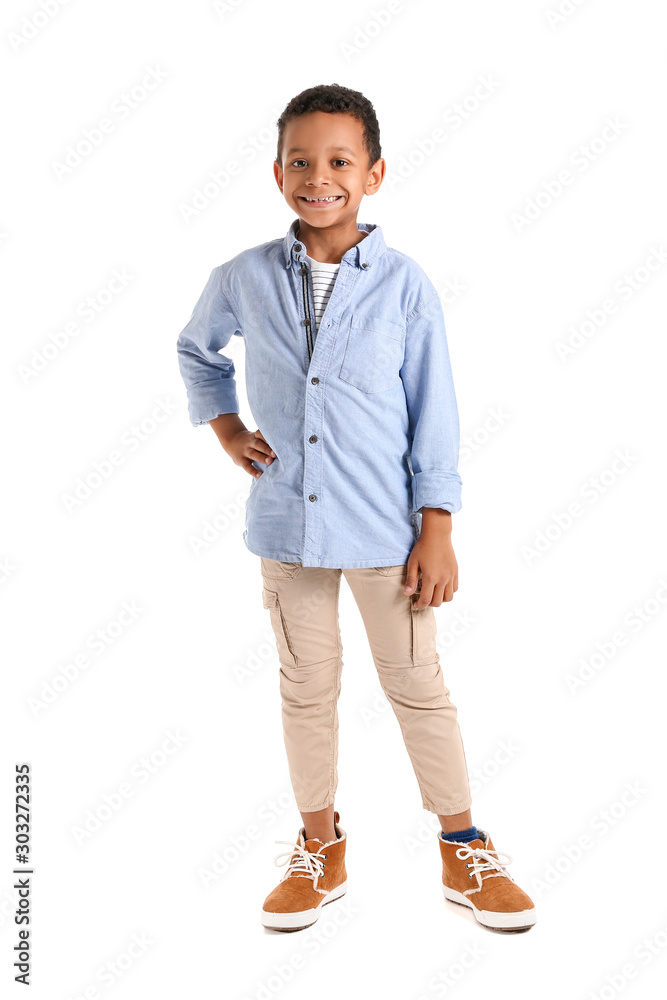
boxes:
[400,289,462,514]
[176,266,242,426]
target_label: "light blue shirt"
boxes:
[176,218,462,568]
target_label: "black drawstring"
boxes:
[300,263,313,361]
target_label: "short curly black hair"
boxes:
[275,83,382,170]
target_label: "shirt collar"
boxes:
[282,217,386,270]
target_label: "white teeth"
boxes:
[304,196,340,202]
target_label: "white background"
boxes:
[2,0,666,997]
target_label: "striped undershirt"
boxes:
[304,253,340,336]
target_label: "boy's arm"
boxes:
[176,266,241,426]
[421,507,452,534]
[401,287,461,608]
[176,267,276,478]
[209,412,247,448]
[400,288,462,517]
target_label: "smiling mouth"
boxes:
[299,195,343,204]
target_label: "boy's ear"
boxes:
[273,159,284,193]
[366,157,385,194]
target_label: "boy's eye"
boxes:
[290,159,349,167]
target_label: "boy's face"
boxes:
[274,111,384,229]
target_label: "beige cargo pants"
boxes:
[260,557,472,816]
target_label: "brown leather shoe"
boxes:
[261,811,347,931]
[439,828,536,931]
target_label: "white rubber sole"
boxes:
[442,885,536,931]
[261,880,348,932]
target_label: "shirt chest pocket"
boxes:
[338,314,406,393]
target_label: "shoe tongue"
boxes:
[467,838,486,850]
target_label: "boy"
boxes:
[176,84,536,934]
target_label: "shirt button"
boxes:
[309,435,317,443]
[294,243,302,252]
[308,494,317,502]
[361,262,368,268]
[311,377,319,384]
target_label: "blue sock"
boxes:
[440,825,479,843]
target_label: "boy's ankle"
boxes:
[305,829,337,843]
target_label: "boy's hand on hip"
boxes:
[405,510,458,610]
[209,414,276,479]
[228,429,276,479]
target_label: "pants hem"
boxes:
[424,797,473,815]
[297,798,336,812]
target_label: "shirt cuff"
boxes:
[187,384,239,427]
[412,471,462,515]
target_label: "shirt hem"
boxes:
[243,534,410,569]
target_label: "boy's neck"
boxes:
[295,219,368,265]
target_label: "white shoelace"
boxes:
[273,840,327,885]
[456,844,516,885]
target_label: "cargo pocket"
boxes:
[262,587,297,667]
[260,558,303,581]
[373,564,408,576]
[409,600,439,666]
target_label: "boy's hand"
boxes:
[227,429,276,479]
[207,415,276,478]
[405,510,458,610]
